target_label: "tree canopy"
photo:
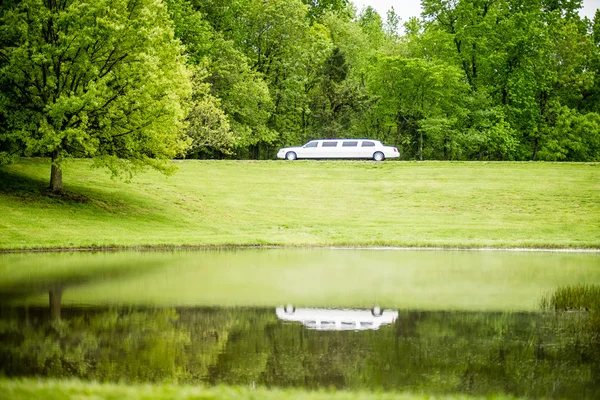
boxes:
[0,0,191,191]
[1,0,599,190]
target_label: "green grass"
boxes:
[540,284,600,311]
[0,379,519,400]
[1,158,599,250]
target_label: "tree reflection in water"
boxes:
[0,305,598,398]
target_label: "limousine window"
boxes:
[361,141,375,147]
[304,142,318,148]
[342,141,358,147]
[322,141,338,147]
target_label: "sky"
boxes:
[351,0,600,23]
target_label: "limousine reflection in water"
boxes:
[277,139,399,161]
[275,305,398,331]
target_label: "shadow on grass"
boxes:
[0,165,132,211]
[0,168,48,195]
[0,168,96,204]
[1,163,165,223]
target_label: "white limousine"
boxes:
[276,306,398,331]
[277,139,399,161]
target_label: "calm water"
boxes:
[0,249,599,397]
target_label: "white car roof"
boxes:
[309,139,379,142]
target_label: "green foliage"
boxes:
[308,47,371,139]
[207,38,274,152]
[302,0,351,21]
[538,107,600,161]
[456,95,519,161]
[185,67,233,156]
[366,56,469,159]
[420,0,598,161]
[165,0,274,157]
[1,0,599,163]
[226,0,316,153]
[0,0,191,187]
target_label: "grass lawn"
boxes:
[0,379,519,400]
[0,158,599,250]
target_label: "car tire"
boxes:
[285,304,295,314]
[372,306,382,316]
[373,152,385,162]
[286,151,297,161]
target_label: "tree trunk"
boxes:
[50,151,63,192]
[419,131,423,161]
[49,288,62,321]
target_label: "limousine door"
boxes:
[320,140,340,158]
[359,140,376,158]
[341,141,360,158]
[299,141,319,158]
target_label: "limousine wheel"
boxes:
[373,151,385,162]
[372,306,382,316]
[285,151,297,161]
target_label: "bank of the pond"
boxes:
[3,245,600,255]
[0,379,519,400]
[1,159,599,250]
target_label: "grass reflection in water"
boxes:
[2,249,599,311]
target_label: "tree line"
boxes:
[1,0,599,191]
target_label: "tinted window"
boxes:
[322,141,338,147]
[304,142,318,148]
[361,141,375,147]
[342,141,358,147]
[321,321,337,330]
[341,321,356,329]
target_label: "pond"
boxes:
[0,249,599,398]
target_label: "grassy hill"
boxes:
[1,158,599,250]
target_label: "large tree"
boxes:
[0,0,191,192]
[420,0,598,161]
[367,56,470,160]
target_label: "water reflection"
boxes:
[2,249,599,310]
[0,305,598,398]
[276,306,398,330]
[1,249,599,397]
